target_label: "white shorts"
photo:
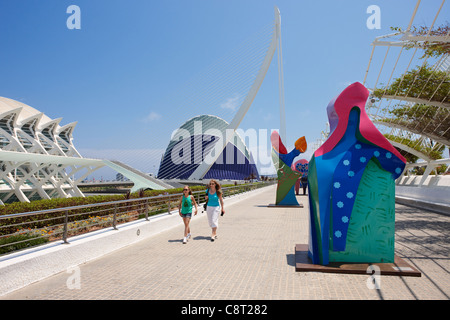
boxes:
[206,206,221,228]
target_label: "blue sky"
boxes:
[0,0,447,179]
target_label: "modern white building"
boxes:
[0,97,169,204]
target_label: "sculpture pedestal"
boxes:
[295,244,421,277]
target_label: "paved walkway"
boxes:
[1,185,449,300]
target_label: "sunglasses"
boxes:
[183,189,189,191]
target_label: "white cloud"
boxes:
[143,111,162,122]
[220,95,240,111]
[263,113,273,122]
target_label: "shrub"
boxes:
[0,233,49,255]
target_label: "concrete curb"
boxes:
[395,196,450,216]
[0,185,274,297]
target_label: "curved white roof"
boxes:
[0,96,53,125]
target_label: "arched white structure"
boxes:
[189,7,285,180]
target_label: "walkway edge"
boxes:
[395,196,450,216]
[0,185,275,297]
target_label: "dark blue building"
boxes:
[157,115,259,180]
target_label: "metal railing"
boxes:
[0,181,274,256]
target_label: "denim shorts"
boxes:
[181,212,192,218]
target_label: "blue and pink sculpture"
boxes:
[271,131,307,206]
[307,82,406,265]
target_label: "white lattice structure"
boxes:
[362,0,450,182]
[0,97,169,204]
[0,97,85,203]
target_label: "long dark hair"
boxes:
[208,179,222,196]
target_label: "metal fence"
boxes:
[0,181,274,256]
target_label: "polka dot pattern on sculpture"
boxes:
[330,140,406,251]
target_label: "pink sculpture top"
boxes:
[314,82,406,163]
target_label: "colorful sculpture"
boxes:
[271,131,307,206]
[308,82,406,265]
[292,159,308,195]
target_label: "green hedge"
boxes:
[0,233,49,255]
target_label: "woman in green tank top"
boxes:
[178,185,198,244]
